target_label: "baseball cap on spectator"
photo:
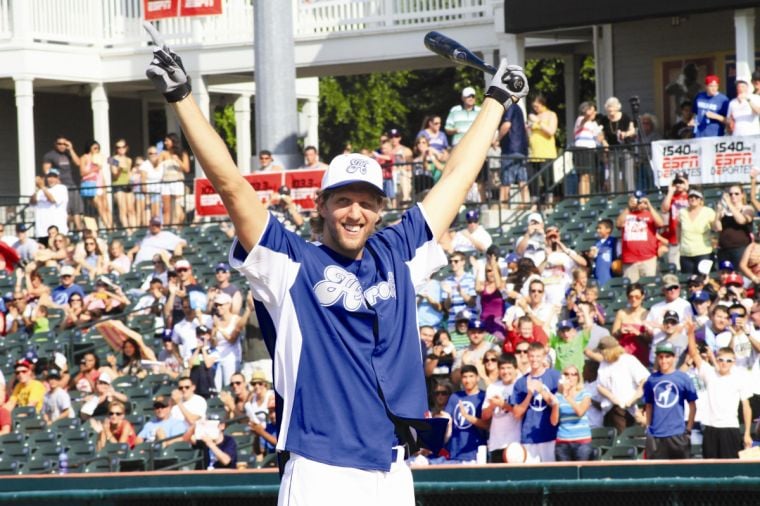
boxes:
[724,272,743,287]
[736,75,750,84]
[662,274,680,289]
[321,153,385,196]
[196,325,211,335]
[175,259,191,270]
[689,290,711,303]
[153,395,170,408]
[597,335,620,351]
[705,75,719,85]
[149,216,162,226]
[215,262,230,273]
[465,209,480,223]
[719,260,734,272]
[278,185,291,196]
[214,292,232,305]
[15,223,28,233]
[388,128,402,138]
[98,372,112,385]
[455,309,474,322]
[527,212,543,224]
[557,319,574,331]
[46,168,60,177]
[688,274,705,287]
[46,367,62,380]
[60,265,75,277]
[673,170,688,182]
[687,189,703,199]
[655,341,676,355]
[461,86,476,98]
[662,310,680,324]
[468,319,485,331]
[15,358,34,371]
[505,252,519,264]
[633,190,646,200]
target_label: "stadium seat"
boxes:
[11,406,36,420]
[112,375,140,389]
[602,444,638,460]
[591,427,617,450]
[154,442,201,471]
[83,457,114,473]
[0,456,19,475]
[28,430,58,446]
[21,455,53,475]
[0,432,26,456]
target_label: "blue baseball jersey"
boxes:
[444,390,486,461]
[693,92,729,137]
[593,236,617,286]
[510,368,561,444]
[230,204,447,471]
[643,370,698,438]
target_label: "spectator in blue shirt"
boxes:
[443,364,487,463]
[693,75,729,137]
[135,395,187,444]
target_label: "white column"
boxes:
[14,77,36,197]
[303,98,319,150]
[191,72,210,177]
[563,55,578,136]
[11,0,32,45]
[735,9,756,81]
[593,25,614,103]
[91,83,111,159]
[234,94,252,174]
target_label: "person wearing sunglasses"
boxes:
[648,310,688,368]
[554,365,593,461]
[96,400,136,451]
[714,184,754,269]
[170,377,207,426]
[135,395,186,445]
[645,274,693,333]
[685,320,752,459]
[3,358,45,414]
[442,252,477,331]
[219,372,249,419]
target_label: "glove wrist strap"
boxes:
[164,86,192,103]
[485,86,511,106]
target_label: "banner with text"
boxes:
[143,0,179,20]
[180,0,223,17]
[652,136,757,186]
[194,169,325,216]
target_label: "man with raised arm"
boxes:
[143,22,528,506]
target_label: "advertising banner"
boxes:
[651,136,756,186]
[143,0,179,20]
[194,169,325,216]
[179,0,223,17]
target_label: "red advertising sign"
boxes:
[143,0,179,20]
[179,0,223,17]
[284,169,325,210]
[194,171,323,216]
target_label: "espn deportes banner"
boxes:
[652,136,757,186]
[143,0,222,20]
[194,169,325,216]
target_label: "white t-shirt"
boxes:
[715,331,758,371]
[728,97,760,136]
[483,380,521,451]
[451,225,493,254]
[170,394,207,423]
[698,361,752,428]
[597,354,650,415]
[34,183,69,236]
[140,160,164,189]
[134,231,186,265]
[646,298,693,326]
[171,315,212,361]
[245,390,275,425]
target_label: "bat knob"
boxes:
[503,74,525,93]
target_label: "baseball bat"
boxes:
[424,31,496,75]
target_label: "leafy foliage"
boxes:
[213,103,237,152]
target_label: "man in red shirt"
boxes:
[616,190,665,282]
[660,171,689,268]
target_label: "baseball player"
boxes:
[143,22,528,506]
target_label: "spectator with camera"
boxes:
[714,185,754,268]
[660,171,689,268]
[616,191,665,282]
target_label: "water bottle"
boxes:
[58,450,68,475]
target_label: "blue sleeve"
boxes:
[643,379,653,404]
[375,205,436,263]
[719,96,729,116]
[510,378,527,405]
[682,373,698,402]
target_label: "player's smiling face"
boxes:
[319,184,384,260]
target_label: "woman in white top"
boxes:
[159,133,191,226]
[727,78,760,137]
[211,292,243,392]
[139,147,164,223]
[572,101,604,200]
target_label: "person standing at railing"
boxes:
[693,75,728,138]
[41,136,84,233]
[499,98,529,207]
[727,77,760,136]
[660,171,689,269]
[417,115,450,158]
[572,101,604,201]
[389,128,414,205]
[139,147,164,224]
[598,97,636,193]
[526,94,558,201]
[160,133,191,225]
[80,140,114,229]
[31,169,69,242]
[111,138,136,229]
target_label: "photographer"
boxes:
[187,325,219,399]
[660,171,689,268]
[616,190,664,282]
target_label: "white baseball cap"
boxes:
[214,292,232,305]
[461,86,476,98]
[321,153,385,196]
[527,212,544,224]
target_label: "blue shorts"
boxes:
[500,155,527,185]
[383,179,396,199]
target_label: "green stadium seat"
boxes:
[11,406,36,420]
[0,456,20,475]
[601,444,638,460]
[154,442,201,471]
[84,458,114,473]
[50,417,81,432]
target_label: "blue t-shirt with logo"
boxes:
[51,284,86,306]
[510,368,561,444]
[593,236,617,286]
[693,92,729,137]
[445,390,487,461]
[500,105,528,156]
[643,370,698,437]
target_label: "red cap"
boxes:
[723,272,743,287]
[705,74,719,85]
[15,358,33,370]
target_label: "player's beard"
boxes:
[322,217,376,260]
